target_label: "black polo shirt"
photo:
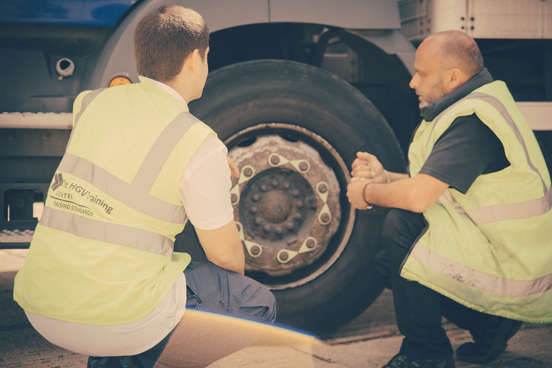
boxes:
[418,113,510,194]
[414,68,510,194]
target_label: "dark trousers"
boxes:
[135,261,277,368]
[380,209,495,360]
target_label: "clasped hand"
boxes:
[347,152,387,210]
[229,153,387,210]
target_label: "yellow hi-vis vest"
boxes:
[14,82,215,325]
[404,81,552,323]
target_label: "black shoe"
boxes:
[456,317,522,364]
[382,353,455,368]
[87,356,143,368]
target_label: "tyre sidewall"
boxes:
[188,60,403,332]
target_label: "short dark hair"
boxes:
[134,5,209,82]
[432,30,484,78]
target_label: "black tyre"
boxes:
[180,60,405,334]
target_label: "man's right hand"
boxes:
[350,152,388,183]
[227,157,240,178]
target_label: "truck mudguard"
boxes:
[81,0,406,88]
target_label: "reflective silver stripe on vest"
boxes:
[58,153,186,223]
[411,241,552,297]
[132,112,200,193]
[40,207,173,256]
[467,186,552,225]
[74,89,106,129]
[469,92,548,193]
[68,88,106,146]
[59,111,201,224]
[426,92,551,224]
[463,92,551,224]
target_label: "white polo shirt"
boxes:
[25,76,235,356]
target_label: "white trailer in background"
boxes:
[399,0,552,132]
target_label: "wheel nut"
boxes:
[270,155,280,165]
[280,252,289,261]
[244,167,253,177]
[255,217,262,225]
[292,189,300,197]
[250,206,258,213]
[283,182,290,189]
[272,179,279,187]
[252,194,260,201]
[231,193,238,203]
[299,162,308,171]
[306,239,315,249]
[251,245,261,256]
[260,184,267,192]
[321,213,330,223]
[286,222,294,230]
[296,201,304,208]
[293,213,302,220]
[263,224,271,232]
[275,226,283,234]
[318,184,327,193]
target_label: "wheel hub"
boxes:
[240,169,315,247]
[228,129,342,277]
[260,189,291,224]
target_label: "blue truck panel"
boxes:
[0,0,137,27]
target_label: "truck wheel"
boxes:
[183,60,405,334]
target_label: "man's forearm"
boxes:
[206,241,245,275]
[387,171,410,183]
[348,173,449,213]
[364,179,424,212]
[196,220,246,275]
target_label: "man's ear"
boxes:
[444,68,466,93]
[186,49,200,74]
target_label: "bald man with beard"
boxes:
[347,31,552,368]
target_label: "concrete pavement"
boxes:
[1,249,551,367]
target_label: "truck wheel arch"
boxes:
[86,0,413,88]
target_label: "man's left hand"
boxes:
[347,181,371,210]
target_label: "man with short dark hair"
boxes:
[347,30,552,368]
[134,5,210,89]
[14,6,276,368]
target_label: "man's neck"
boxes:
[164,78,195,104]
[420,68,493,122]
[139,76,189,108]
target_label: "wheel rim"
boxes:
[225,123,355,290]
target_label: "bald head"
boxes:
[410,31,484,108]
[424,30,484,79]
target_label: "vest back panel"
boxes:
[14,83,215,325]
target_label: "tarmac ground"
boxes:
[1,249,551,368]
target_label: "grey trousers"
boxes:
[135,261,276,368]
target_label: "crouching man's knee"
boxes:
[382,208,426,261]
[240,281,277,323]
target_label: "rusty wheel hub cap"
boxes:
[228,126,345,278]
[240,169,315,245]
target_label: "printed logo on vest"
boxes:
[51,173,64,191]
[50,194,94,217]
[49,175,114,217]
